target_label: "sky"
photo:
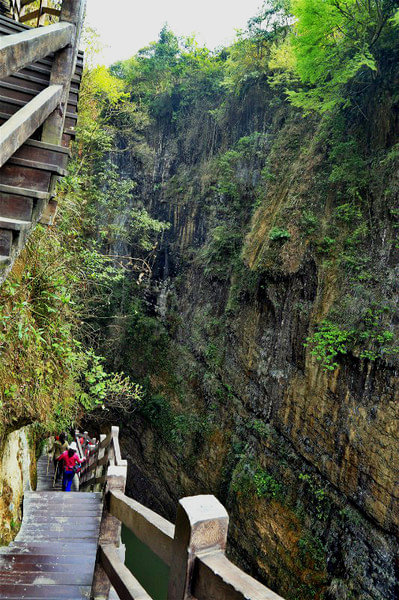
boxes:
[85,0,263,65]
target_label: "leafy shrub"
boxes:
[305,320,354,370]
[269,226,291,241]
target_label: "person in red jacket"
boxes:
[57,446,86,492]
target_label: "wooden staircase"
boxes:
[0,1,85,281]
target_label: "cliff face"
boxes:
[0,427,34,544]
[101,77,398,600]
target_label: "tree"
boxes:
[286,0,399,113]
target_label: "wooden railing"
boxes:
[87,426,285,600]
[76,427,127,493]
[0,0,86,166]
[0,0,85,277]
[9,0,62,26]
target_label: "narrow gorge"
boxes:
[0,2,398,600]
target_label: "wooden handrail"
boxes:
[0,84,63,168]
[109,489,174,567]
[89,427,286,600]
[0,21,74,80]
[193,553,284,600]
[99,544,152,600]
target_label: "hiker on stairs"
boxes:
[57,445,86,492]
[50,432,68,481]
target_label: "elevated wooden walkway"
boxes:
[0,452,102,599]
[0,0,85,283]
[0,426,286,599]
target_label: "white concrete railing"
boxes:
[91,426,285,600]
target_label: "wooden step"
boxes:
[0,80,38,102]
[0,162,53,192]
[0,94,77,116]
[3,71,50,91]
[0,217,31,231]
[7,156,67,176]
[0,80,79,110]
[0,583,92,599]
[0,190,33,221]
[15,138,70,169]
[0,571,93,586]
[0,184,50,200]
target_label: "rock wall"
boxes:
[100,78,399,600]
[0,427,33,544]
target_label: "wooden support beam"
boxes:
[0,22,74,80]
[0,84,63,168]
[41,0,87,145]
[0,229,13,256]
[99,544,152,600]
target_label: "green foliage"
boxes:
[300,211,319,235]
[254,469,283,499]
[285,0,399,113]
[269,226,291,241]
[230,452,282,501]
[306,304,399,369]
[297,532,327,570]
[223,0,292,93]
[200,225,242,280]
[0,227,142,436]
[305,320,354,370]
[111,26,225,120]
[140,392,209,454]
[129,208,170,252]
[299,473,331,521]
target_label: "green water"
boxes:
[121,524,169,600]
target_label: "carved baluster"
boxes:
[167,495,229,600]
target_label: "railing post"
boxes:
[41,0,86,145]
[92,426,128,599]
[167,495,229,600]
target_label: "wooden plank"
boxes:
[99,544,152,600]
[0,22,74,80]
[19,64,51,78]
[24,491,101,500]
[0,554,96,567]
[0,558,94,572]
[0,162,52,191]
[0,93,77,115]
[0,583,91,599]
[42,7,61,18]
[0,571,92,585]
[0,82,36,102]
[8,156,67,176]
[19,9,41,23]
[0,192,33,220]
[0,84,63,167]
[79,475,107,489]
[20,0,37,8]
[0,217,30,230]
[3,72,49,91]
[0,184,49,200]
[8,542,98,554]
